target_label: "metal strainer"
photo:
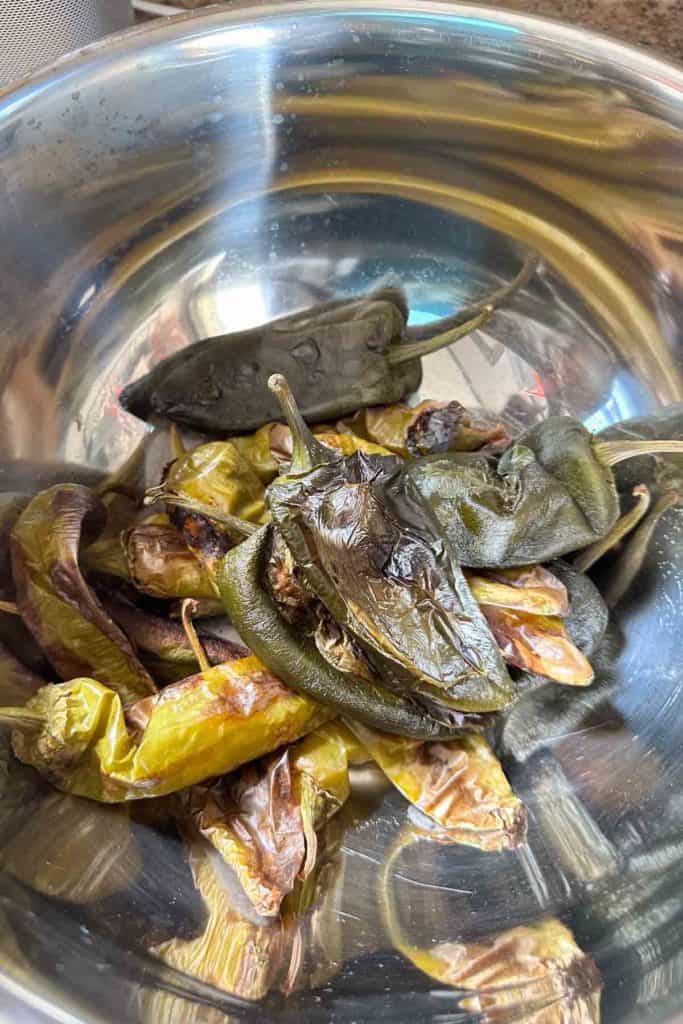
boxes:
[0,0,132,86]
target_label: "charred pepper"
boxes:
[217,525,470,737]
[264,375,514,715]
[120,254,538,434]
[408,416,683,568]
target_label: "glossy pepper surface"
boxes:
[7,657,331,802]
[189,722,354,916]
[120,254,538,434]
[265,375,514,715]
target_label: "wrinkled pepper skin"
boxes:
[347,722,527,850]
[266,416,514,714]
[547,560,608,659]
[408,417,620,568]
[216,526,466,738]
[124,519,217,600]
[10,660,331,802]
[121,293,419,433]
[11,485,156,704]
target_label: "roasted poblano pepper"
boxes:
[348,722,526,851]
[11,485,156,704]
[217,525,466,737]
[120,254,538,433]
[408,415,683,568]
[4,655,331,801]
[343,400,506,459]
[189,722,355,916]
[264,375,514,715]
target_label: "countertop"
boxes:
[493,0,682,63]
[141,0,683,63]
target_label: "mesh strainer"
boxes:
[0,0,132,86]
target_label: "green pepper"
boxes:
[101,595,248,682]
[11,485,156,704]
[216,525,468,737]
[265,375,514,715]
[120,254,538,434]
[0,493,52,678]
[408,416,683,568]
[598,402,683,494]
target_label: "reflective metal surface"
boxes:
[0,4,681,1022]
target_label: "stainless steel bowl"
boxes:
[0,5,681,1022]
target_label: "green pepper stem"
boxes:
[386,307,492,366]
[593,439,683,467]
[180,599,211,674]
[268,374,335,474]
[0,707,45,731]
[0,600,19,616]
[574,485,651,572]
[403,250,541,343]
[605,490,681,608]
[146,491,257,540]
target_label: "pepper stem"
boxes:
[403,250,541,344]
[146,490,257,540]
[0,600,19,616]
[0,707,45,731]
[574,484,651,572]
[170,424,186,460]
[386,306,492,366]
[180,599,211,674]
[605,491,681,608]
[593,439,683,467]
[268,374,334,474]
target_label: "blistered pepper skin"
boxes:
[216,526,466,739]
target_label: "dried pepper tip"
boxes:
[574,484,651,573]
[386,306,492,366]
[593,438,683,467]
[268,374,338,474]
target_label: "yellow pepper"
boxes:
[347,723,526,851]
[8,656,331,802]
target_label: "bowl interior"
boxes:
[0,5,682,1022]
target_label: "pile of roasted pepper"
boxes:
[1,257,682,1015]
